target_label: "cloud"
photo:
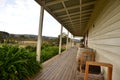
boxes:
[0,0,68,37]
[0,0,40,35]
[0,0,7,8]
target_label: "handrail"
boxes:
[84,61,113,80]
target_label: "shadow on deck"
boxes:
[33,47,81,80]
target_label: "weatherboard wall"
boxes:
[87,0,120,80]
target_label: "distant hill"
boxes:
[9,34,38,41]
[9,34,58,41]
[0,31,79,43]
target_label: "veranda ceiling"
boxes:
[35,0,97,36]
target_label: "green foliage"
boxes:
[41,42,51,49]
[25,43,64,63]
[58,33,70,45]
[25,45,36,52]
[0,42,65,80]
[41,46,59,63]
[0,45,41,80]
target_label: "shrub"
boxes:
[0,45,41,80]
[41,42,51,49]
[25,44,61,63]
[25,45,36,52]
[41,46,59,63]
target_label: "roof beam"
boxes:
[72,21,88,25]
[45,0,68,6]
[75,23,87,26]
[73,20,88,24]
[80,0,82,33]
[62,17,89,23]
[45,0,62,6]
[58,12,80,18]
[61,12,91,20]
[61,0,73,27]
[66,20,88,25]
[73,24,82,27]
[58,9,93,18]
[53,1,96,13]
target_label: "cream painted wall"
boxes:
[87,0,120,80]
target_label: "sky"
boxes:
[0,0,81,39]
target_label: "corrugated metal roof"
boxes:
[35,0,97,36]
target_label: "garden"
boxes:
[0,43,65,80]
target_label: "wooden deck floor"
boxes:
[33,47,82,80]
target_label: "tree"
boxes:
[0,31,9,43]
[58,33,70,45]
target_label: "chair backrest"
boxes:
[81,52,95,64]
[84,61,113,80]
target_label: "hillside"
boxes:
[0,31,79,45]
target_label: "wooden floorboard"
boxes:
[33,47,82,80]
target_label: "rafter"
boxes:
[58,9,93,18]
[80,0,82,32]
[76,23,87,26]
[62,17,89,24]
[45,0,68,6]
[61,0,73,27]
[58,12,80,18]
[60,12,91,20]
[35,0,97,36]
[53,1,96,13]
[65,20,88,26]
[73,24,81,27]
[73,18,89,22]
[73,20,88,24]
[45,0,62,6]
